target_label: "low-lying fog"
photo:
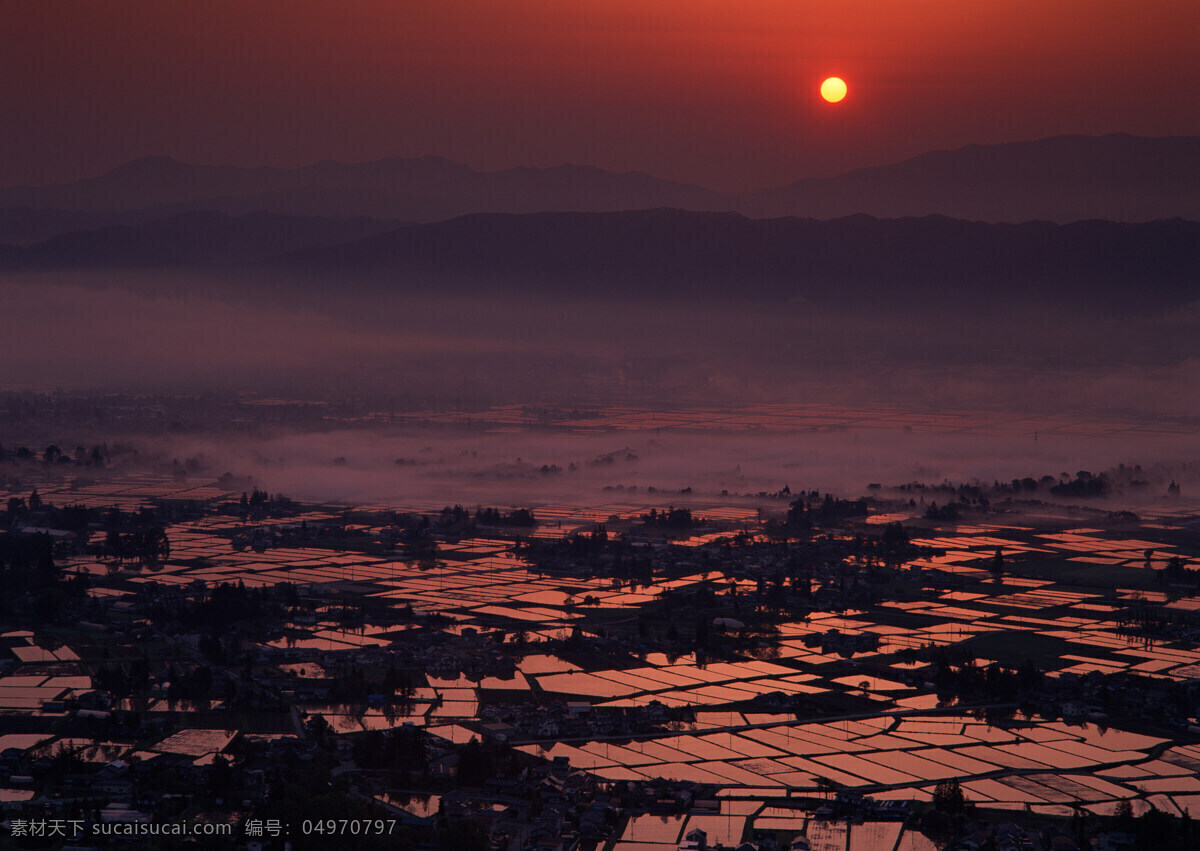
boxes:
[3,270,1198,506]
[3,271,1199,412]
[140,426,1200,508]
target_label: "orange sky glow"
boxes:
[2,0,1197,189]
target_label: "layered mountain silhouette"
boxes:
[0,211,397,268]
[0,155,726,230]
[0,135,1196,240]
[274,210,1200,309]
[2,207,1195,312]
[1,134,1196,312]
[740,135,1200,223]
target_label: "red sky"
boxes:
[3,0,1198,191]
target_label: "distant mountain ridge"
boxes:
[0,155,727,223]
[3,208,1194,313]
[0,211,398,268]
[273,209,1200,310]
[1,135,1196,313]
[740,135,1200,222]
[0,135,1196,236]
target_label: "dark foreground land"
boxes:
[0,402,1198,850]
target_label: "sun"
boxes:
[820,77,848,103]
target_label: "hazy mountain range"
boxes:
[0,135,1196,247]
[277,211,1200,309]
[0,211,395,268]
[739,135,1200,223]
[1,207,1195,313]
[0,134,1196,312]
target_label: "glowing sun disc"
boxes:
[820,77,847,103]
